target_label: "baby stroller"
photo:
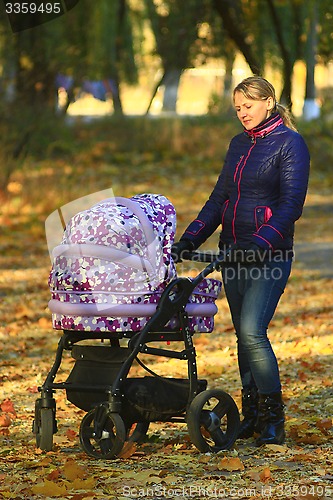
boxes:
[33,193,240,458]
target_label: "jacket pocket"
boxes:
[255,206,273,230]
[221,200,229,227]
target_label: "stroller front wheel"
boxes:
[79,405,126,459]
[34,407,55,452]
[187,389,240,453]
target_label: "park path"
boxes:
[293,192,333,279]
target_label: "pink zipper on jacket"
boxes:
[232,140,257,243]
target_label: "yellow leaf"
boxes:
[63,459,86,480]
[259,467,271,482]
[161,475,179,485]
[37,457,53,467]
[265,444,288,453]
[72,476,96,489]
[217,457,244,471]
[38,317,51,329]
[31,480,68,496]
[288,453,314,462]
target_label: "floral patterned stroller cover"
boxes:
[48,194,222,333]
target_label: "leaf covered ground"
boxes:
[0,134,333,499]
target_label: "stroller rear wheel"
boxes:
[187,389,240,452]
[79,405,126,459]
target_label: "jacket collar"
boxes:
[244,112,283,140]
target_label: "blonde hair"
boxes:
[233,76,297,131]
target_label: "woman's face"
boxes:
[234,91,274,130]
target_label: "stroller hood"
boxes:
[49,194,177,297]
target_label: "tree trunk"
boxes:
[111,76,123,115]
[145,73,165,115]
[223,51,236,113]
[303,3,320,121]
[14,29,56,112]
[213,0,262,75]
[266,0,294,109]
[162,68,182,113]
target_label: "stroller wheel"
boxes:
[127,422,149,443]
[34,407,55,452]
[79,405,126,459]
[187,389,240,453]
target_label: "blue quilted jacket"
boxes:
[182,113,310,252]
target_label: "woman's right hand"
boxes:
[171,239,195,263]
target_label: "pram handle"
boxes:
[184,251,220,263]
[178,251,226,288]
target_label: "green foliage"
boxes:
[144,0,206,69]
[86,0,137,82]
[0,0,138,110]
[25,115,239,161]
[317,0,333,62]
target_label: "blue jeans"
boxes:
[222,259,292,395]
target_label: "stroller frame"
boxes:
[34,250,240,458]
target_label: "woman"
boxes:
[171,76,310,446]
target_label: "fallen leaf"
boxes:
[1,399,16,417]
[38,317,51,329]
[217,457,244,471]
[71,477,96,489]
[315,418,332,434]
[259,467,271,482]
[47,469,61,480]
[288,453,314,463]
[63,459,86,480]
[118,441,137,459]
[265,444,288,453]
[31,480,68,496]
[66,428,78,440]
[27,385,39,393]
[0,414,12,427]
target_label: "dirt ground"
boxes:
[0,185,332,499]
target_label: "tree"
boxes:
[0,0,139,193]
[213,0,262,76]
[0,4,64,195]
[212,0,307,109]
[144,0,207,113]
[84,0,138,114]
[263,0,308,109]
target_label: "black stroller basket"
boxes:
[66,344,207,422]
